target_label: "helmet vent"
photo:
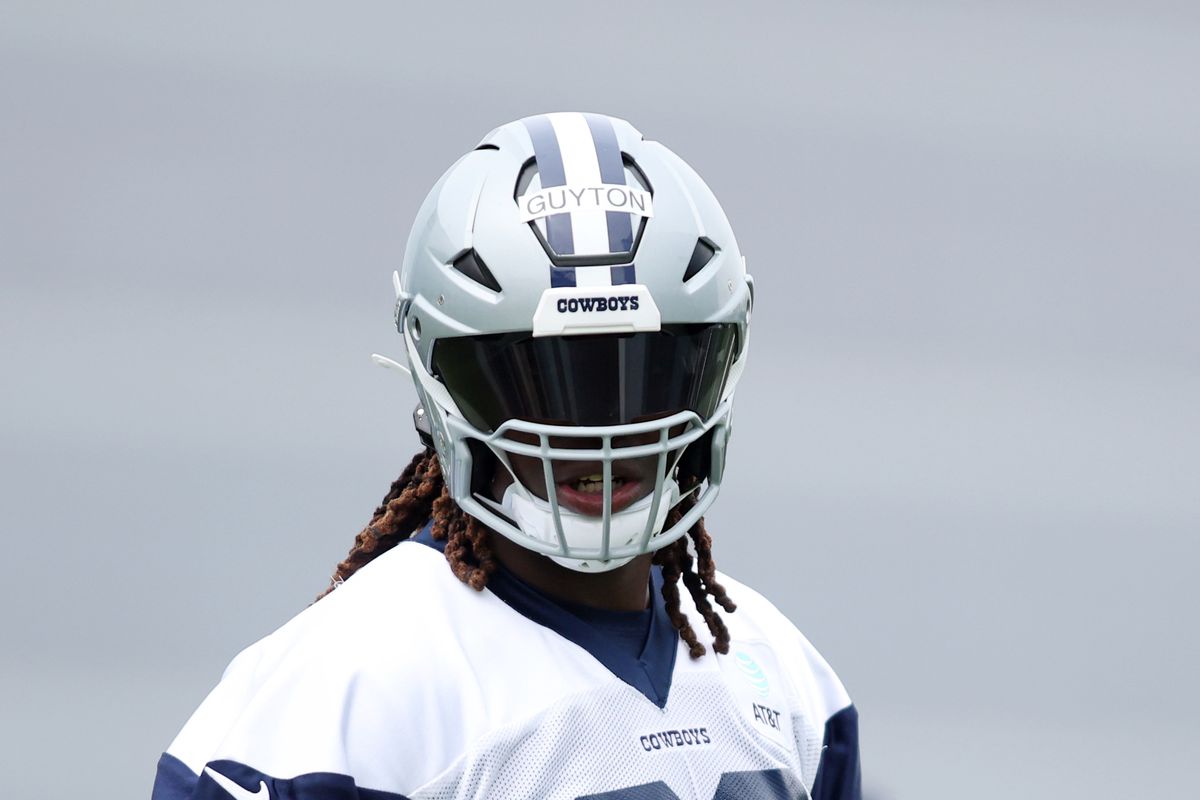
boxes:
[514,157,537,199]
[683,238,717,282]
[475,143,499,151]
[622,154,653,193]
[451,249,502,292]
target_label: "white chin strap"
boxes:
[500,480,679,573]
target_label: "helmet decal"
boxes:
[521,112,648,288]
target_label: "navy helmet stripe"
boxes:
[523,115,574,256]
[605,210,635,254]
[550,266,578,288]
[584,113,635,254]
[610,264,636,285]
[523,115,566,185]
[583,113,625,183]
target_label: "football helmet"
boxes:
[388,112,752,572]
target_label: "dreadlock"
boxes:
[320,448,736,657]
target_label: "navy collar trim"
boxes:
[408,521,678,708]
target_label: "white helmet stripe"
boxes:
[574,265,614,287]
[583,112,637,255]
[547,112,613,267]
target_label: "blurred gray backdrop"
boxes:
[2,2,1197,798]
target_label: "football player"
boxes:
[153,112,861,800]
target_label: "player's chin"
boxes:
[555,477,650,516]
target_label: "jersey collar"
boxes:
[409,520,678,708]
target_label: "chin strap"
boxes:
[497,480,679,573]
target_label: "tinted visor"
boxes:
[431,324,738,433]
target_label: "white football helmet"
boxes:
[388,112,753,572]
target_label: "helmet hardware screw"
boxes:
[437,294,445,306]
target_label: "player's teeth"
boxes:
[572,477,623,493]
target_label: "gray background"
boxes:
[2,2,1197,798]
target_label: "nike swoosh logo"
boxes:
[203,766,270,800]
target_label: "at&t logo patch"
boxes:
[734,651,771,697]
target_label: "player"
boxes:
[152,112,861,799]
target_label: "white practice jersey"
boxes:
[153,527,860,800]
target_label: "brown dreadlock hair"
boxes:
[320,448,736,657]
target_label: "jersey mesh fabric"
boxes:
[410,672,817,799]
[792,711,824,788]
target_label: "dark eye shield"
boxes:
[431,323,738,433]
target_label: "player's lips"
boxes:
[555,474,649,516]
[552,462,652,516]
